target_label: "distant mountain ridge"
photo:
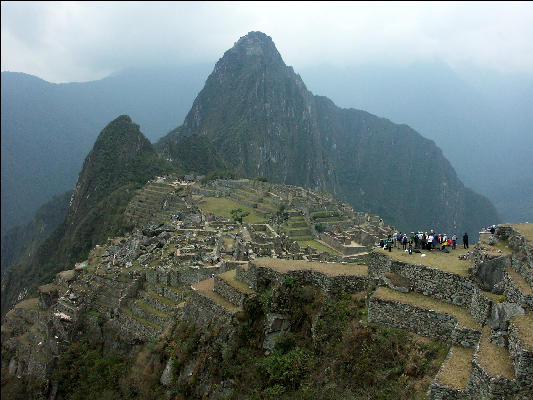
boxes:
[1,65,212,235]
[158,31,499,234]
[2,50,531,236]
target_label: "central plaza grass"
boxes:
[198,197,266,223]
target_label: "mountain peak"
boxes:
[225,31,283,64]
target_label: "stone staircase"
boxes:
[367,228,533,399]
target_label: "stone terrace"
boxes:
[368,225,533,399]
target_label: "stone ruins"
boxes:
[2,176,532,399]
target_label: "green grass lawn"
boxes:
[375,247,471,276]
[297,240,342,255]
[512,223,533,243]
[198,197,265,223]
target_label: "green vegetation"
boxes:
[200,169,238,183]
[314,223,325,233]
[231,208,250,224]
[296,240,340,255]
[1,190,72,276]
[148,285,448,399]
[53,342,126,400]
[198,197,265,223]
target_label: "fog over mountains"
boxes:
[2,54,531,236]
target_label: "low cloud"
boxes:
[2,1,532,82]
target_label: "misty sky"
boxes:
[2,1,533,83]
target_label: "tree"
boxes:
[231,208,249,224]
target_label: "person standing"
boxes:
[452,234,457,250]
[463,233,469,249]
[387,235,393,252]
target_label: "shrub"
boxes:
[258,347,313,390]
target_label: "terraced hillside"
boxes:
[3,176,527,399]
[367,224,533,399]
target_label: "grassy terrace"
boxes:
[14,297,40,311]
[297,240,342,256]
[218,269,255,294]
[134,299,169,319]
[511,311,533,350]
[478,234,513,255]
[374,247,471,277]
[198,197,266,223]
[39,283,62,293]
[477,326,515,379]
[140,290,180,307]
[512,223,533,242]
[436,346,474,390]
[372,287,480,330]
[252,257,368,277]
[120,307,161,331]
[506,268,533,296]
[236,188,262,202]
[192,278,242,313]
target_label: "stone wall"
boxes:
[497,225,533,288]
[467,359,519,399]
[214,277,247,307]
[368,297,480,347]
[429,383,469,400]
[469,288,493,326]
[367,252,392,281]
[236,263,255,288]
[145,262,234,287]
[507,320,533,390]
[115,311,160,342]
[248,263,370,295]
[390,261,475,307]
[183,289,233,326]
[504,270,533,311]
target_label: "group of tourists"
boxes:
[379,231,470,254]
[481,225,497,234]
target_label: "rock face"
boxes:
[47,114,162,268]
[158,31,499,235]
